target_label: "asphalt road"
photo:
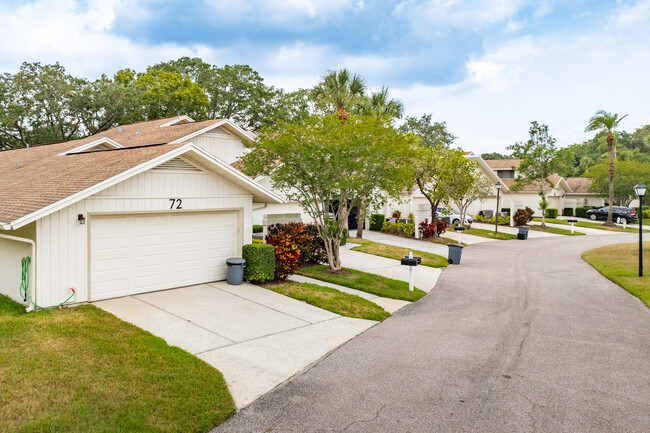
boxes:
[213,234,650,433]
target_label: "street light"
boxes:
[495,182,502,236]
[633,183,646,277]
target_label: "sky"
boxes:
[0,0,649,154]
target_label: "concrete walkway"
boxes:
[94,281,376,409]
[214,234,650,432]
[470,222,559,238]
[528,220,618,235]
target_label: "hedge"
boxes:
[253,225,263,233]
[545,208,558,218]
[563,207,574,217]
[382,221,415,237]
[643,209,650,219]
[576,207,590,218]
[369,214,385,231]
[242,243,275,283]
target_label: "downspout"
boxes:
[0,232,36,313]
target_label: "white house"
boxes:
[0,116,283,309]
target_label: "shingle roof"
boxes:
[0,116,233,225]
[565,177,592,194]
[485,159,521,169]
[502,174,565,192]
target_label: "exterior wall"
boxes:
[34,165,253,308]
[191,129,248,164]
[565,194,605,209]
[0,223,36,304]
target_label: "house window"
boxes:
[497,170,515,179]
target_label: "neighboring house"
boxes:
[0,115,283,308]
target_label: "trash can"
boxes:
[447,244,464,265]
[517,226,529,240]
[226,258,247,285]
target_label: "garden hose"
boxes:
[20,257,75,310]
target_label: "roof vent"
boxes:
[119,128,124,132]
[136,132,141,137]
[153,158,202,173]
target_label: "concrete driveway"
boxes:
[94,281,376,408]
[213,234,650,432]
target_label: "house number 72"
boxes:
[169,198,183,209]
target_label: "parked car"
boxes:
[585,206,638,223]
[436,207,473,226]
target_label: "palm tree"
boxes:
[585,110,628,226]
[310,69,366,120]
[354,86,404,120]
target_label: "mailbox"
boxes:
[453,226,466,231]
[567,219,578,223]
[401,256,421,266]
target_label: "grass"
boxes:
[528,225,586,236]
[582,242,650,308]
[0,295,235,433]
[374,230,465,246]
[349,238,448,268]
[265,281,390,321]
[462,228,517,240]
[536,218,650,233]
[297,265,426,302]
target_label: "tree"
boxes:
[354,86,403,120]
[241,114,415,270]
[585,110,628,226]
[399,114,456,148]
[507,121,562,228]
[584,160,650,206]
[310,69,366,120]
[481,152,509,160]
[444,163,493,228]
[137,69,209,120]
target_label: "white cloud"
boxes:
[205,0,355,24]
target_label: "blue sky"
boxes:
[1,0,649,153]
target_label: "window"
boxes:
[497,170,515,179]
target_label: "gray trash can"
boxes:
[226,258,247,285]
[447,244,464,265]
[517,226,529,240]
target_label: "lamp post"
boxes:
[633,183,646,277]
[495,182,502,236]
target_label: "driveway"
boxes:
[94,282,376,408]
[213,234,650,432]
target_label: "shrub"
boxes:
[545,208,558,218]
[643,209,650,219]
[242,244,275,283]
[370,214,385,231]
[381,221,415,237]
[341,228,348,246]
[407,212,414,220]
[563,207,574,217]
[478,210,484,216]
[253,225,263,233]
[476,215,509,225]
[418,218,448,238]
[267,222,326,266]
[252,238,263,244]
[391,210,402,218]
[513,207,535,226]
[265,231,300,280]
[501,208,510,216]
[576,207,590,218]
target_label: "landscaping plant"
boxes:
[391,210,402,219]
[563,207,574,217]
[418,218,448,238]
[242,243,276,283]
[370,213,385,231]
[513,207,535,226]
[381,221,415,237]
[267,222,327,266]
[265,231,301,280]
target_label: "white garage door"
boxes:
[90,212,237,301]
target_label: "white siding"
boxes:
[35,166,253,308]
[191,130,248,164]
[0,223,36,304]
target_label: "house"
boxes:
[0,115,283,309]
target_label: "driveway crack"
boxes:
[340,404,386,432]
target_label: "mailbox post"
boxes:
[567,218,578,234]
[401,251,421,291]
[453,226,466,243]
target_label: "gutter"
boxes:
[0,233,36,312]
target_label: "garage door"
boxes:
[90,212,238,301]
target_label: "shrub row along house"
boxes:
[0,115,284,308]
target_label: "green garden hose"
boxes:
[20,256,75,310]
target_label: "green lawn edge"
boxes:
[296,265,426,301]
[265,281,390,321]
[537,218,650,233]
[0,295,236,433]
[464,228,517,240]
[528,225,586,236]
[349,238,448,268]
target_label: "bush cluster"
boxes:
[391,210,402,218]
[252,225,263,233]
[563,207,574,217]
[643,209,650,219]
[267,222,327,267]
[418,218,448,238]
[474,214,509,225]
[381,221,415,237]
[545,208,558,218]
[242,244,275,283]
[370,214,385,231]
[575,207,590,218]
[513,207,535,226]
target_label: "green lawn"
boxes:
[528,225,586,236]
[463,228,517,240]
[0,295,235,433]
[582,242,650,308]
[265,281,390,321]
[349,238,448,268]
[537,218,650,233]
[297,265,426,301]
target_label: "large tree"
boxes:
[310,69,366,120]
[507,121,562,228]
[241,114,415,270]
[443,161,493,228]
[585,110,628,226]
[399,114,456,148]
[584,160,650,206]
[137,69,209,120]
[354,86,403,120]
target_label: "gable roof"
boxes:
[485,159,521,170]
[501,174,570,193]
[0,116,280,228]
[565,177,593,194]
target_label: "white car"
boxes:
[436,207,473,226]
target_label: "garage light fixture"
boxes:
[78,214,86,225]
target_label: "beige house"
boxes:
[0,116,283,309]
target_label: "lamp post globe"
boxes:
[634,183,646,277]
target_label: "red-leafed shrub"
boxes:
[267,222,327,266]
[392,210,402,218]
[265,231,300,280]
[418,218,448,238]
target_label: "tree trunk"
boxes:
[356,207,364,238]
[605,132,615,227]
